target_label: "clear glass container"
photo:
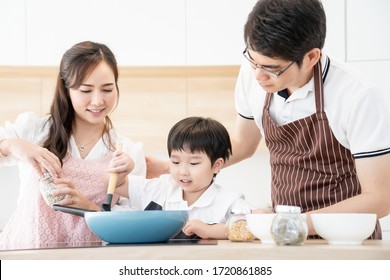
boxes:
[38,172,65,206]
[270,205,308,245]
[226,209,255,242]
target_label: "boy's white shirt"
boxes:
[127,174,252,224]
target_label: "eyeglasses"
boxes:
[243,48,295,78]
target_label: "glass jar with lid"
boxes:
[270,205,308,245]
[38,172,66,206]
[226,208,255,242]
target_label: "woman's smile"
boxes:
[86,108,105,117]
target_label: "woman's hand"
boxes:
[106,150,134,187]
[51,177,100,211]
[145,155,169,178]
[2,138,61,178]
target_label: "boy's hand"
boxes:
[182,219,210,239]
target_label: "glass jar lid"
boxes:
[230,208,252,215]
[275,205,301,213]
[40,172,52,180]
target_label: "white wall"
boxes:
[0,0,257,66]
[1,0,389,98]
[1,0,390,235]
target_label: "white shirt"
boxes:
[235,54,390,158]
[0,112,146,205]
[128,174,252,224]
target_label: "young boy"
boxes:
[116,116,252,239]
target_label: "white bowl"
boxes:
[311,213,377,245]
[246,213,277,244]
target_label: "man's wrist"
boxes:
[164,160,170,174]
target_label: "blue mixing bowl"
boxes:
[84,210,188,243]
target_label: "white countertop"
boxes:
[1,239,390,260]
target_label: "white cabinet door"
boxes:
[380,215,390,240]
[25,0,186,66]
[346,0,390,61]
[322,0,346,62]
[186,0,257,65]
[0,0,25,65]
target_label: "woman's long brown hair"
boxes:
[42,41,119,165]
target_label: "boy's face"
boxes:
[169,149,223,197]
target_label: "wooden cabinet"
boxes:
[0,65,240,153]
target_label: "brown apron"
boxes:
[262,60,381,239]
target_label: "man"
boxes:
[228,0,390,238]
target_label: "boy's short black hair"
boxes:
[167,117,232,164]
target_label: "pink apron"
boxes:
[0,152,117,249]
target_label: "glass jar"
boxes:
[38,172,65,206]
[270,205,308,246]
[226,209,255,242]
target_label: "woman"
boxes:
[0,41,146,248]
